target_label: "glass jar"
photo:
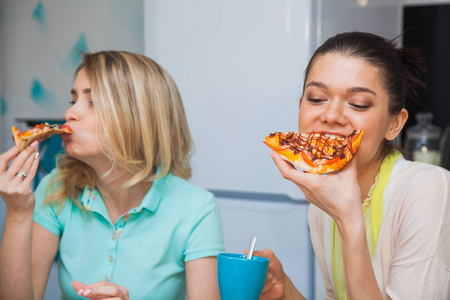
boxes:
[405,112,441,165]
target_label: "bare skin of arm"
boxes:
[269,152,383,300]
[185,256,220,300]
[31,223,60,300]
[0,144,59,300]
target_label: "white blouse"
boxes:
[309,158,450,300]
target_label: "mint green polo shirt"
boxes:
[33,168,225,300]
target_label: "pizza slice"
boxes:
[12,122,72,152]
[264,129,364,174]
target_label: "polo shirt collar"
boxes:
[79,166,167,214]
[139,166,166,212]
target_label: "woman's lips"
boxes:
[61,124,72,131]
[60,124,73,139]
[60,132,71,140]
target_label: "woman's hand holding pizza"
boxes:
[0,142,40,215]
[270,151,363,225]
[72,280,130,300]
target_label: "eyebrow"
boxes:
[70,88,91,95]
[305,81,327,90]
[305,81,377,96]
[347,87,377,96]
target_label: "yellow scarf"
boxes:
[332,151,402,300]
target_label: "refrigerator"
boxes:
[144,1,323,298]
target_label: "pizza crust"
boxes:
[12,123,72,152]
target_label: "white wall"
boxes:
[145,0,318,201]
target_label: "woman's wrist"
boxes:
[335,212,366,243]
[5,207,34,224]
[333,203,365,237]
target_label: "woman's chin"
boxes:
[62,142,80,159]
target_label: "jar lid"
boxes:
[406,112,441,140]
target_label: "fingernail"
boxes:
[77,289,84,296]
[83,289,91,296]
[31,140,39,148]
[35,152,40,159]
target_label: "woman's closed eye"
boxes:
[307,98,326,104]
[349,103,371,110]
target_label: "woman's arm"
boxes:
[31,223,60,300]
[0,206,34,299]
[0,144,59,300]
[336,215,383,299]
[270,151,383,300]
[0,144,39,299]
[185,256,220,300]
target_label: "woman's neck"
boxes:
[95,166,153,224]
[357,154,384,202]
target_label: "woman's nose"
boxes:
[320,101,347,126]
[64,105,79,122]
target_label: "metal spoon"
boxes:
[246,236,257,260]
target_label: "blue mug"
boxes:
[217,253,269,300]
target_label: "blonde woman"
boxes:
[0,51,224,300]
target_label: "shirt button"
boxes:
[109,255,114,262]
[105,276,110,281]
[112,233,117,240]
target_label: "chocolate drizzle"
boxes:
[270,130,360,161]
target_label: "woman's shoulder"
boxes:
[388,159,450,213]
[394,159,450,185]
[162,173,215,203]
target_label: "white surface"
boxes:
[144,0,316,200]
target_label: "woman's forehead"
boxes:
[307,54,382,85]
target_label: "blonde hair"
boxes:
[46,51,193,207]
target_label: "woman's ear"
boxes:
[385,108,408,141]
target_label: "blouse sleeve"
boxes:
[386,165,450,299]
